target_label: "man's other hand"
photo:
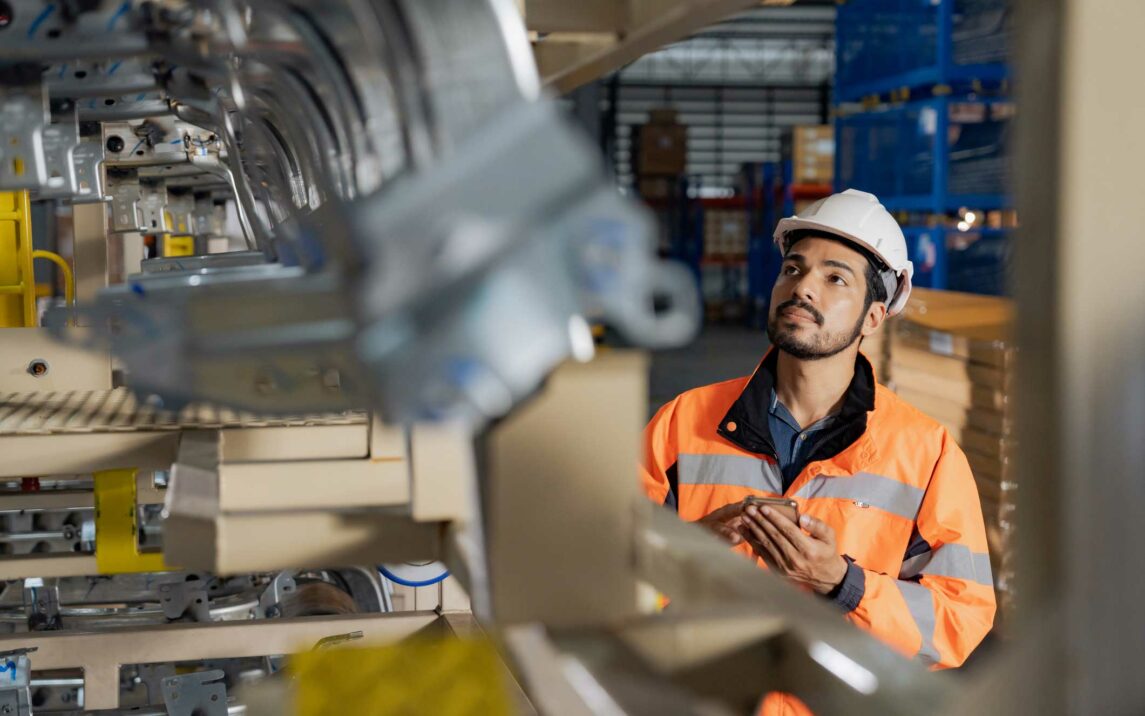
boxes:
[741,505,847,594]
[697,501,747,546]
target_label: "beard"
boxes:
[766,299,866,361]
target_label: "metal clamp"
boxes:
[22,578,61,631]
[158,578,211,622]
[258,570,297,618]
[71,140,108,203]
[0,651,33,716]
[107,172,147,233]
[161,669,227,716]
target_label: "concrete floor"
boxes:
[647,323,769,417]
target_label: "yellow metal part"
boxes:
[163,235,195,257]
[93,469,169,574]
[291,638,512,716]
[0,191,36,327]
[31,250,75,312]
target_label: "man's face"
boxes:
[767,235,881,360]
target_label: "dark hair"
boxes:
[782,230,888,311]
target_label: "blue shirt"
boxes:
[767,389,838,491]
[766,389,864,611]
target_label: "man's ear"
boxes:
[861,301,888,337]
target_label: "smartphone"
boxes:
[743,496,799,524]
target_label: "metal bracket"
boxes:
[108,173,147,233]
[0,652,33,716]
[161,669,227,716]
[71,140,108,203]
[22,578,61,631]
[258,570,297,618]
[192,193,227,237]
[166,190,196,236]
[35,118,80,198]
[134,663,176,705]
[158,578,211,622]
[139,179,169,233]
[0,86,49,189]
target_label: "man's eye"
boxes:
[830,274,847,286]
[783,265,800,275]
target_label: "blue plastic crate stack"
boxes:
[834,0,1014,296]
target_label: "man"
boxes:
[641,190,995,692]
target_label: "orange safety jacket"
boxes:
[641,350,995,687]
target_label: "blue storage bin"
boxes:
[836,96,1012,212]
[903,226,1009,295]
[947,228,1009,295]
[836,0,1010,101]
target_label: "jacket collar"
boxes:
[717,348,877,462]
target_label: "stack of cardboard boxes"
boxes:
[634,108,688,201]
[888,288,1017,623]
[861,322,891,385]
[783,125,835,202]
[702,209,748,260]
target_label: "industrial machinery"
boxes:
[0,0,963,714]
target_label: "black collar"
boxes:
[717,350,877,462]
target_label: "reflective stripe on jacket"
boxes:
[641,350,996,678]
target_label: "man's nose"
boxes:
[789,272,818,305]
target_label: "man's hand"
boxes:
[740,505,847,594]
[697,501,747,546]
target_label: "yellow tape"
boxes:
[93,469,168,574]
[291,638,512,716]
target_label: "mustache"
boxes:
[776,299,824,326]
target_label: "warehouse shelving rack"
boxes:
[834,0,1014,296]
[835,95,1012,214]
[835,0,1010,102]
[742,161,832,326]
[904,225,1011,294]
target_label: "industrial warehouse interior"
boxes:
[0,0,1138,713]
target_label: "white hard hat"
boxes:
[773,189,914,316]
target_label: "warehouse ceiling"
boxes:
[603,4,836,193]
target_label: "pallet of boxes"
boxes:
[861,315,890,385]
[701,206,749,322]
[783,125,834,200]
[633,108,687,202]
[702,207,748,262]
[633,108,688,256]
[887,288,1017,627]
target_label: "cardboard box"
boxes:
[638,176,676,201]
[703,209,748,257]
[894,320,1013,369]
[965,447,1014,485]
[891,365,1009,411]
[637,124,687,176]
[899,288,1014,343]
[892,345,1008,389]
[961,426,1015,462]
[784,126,834,185]
[896,387,971,428]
